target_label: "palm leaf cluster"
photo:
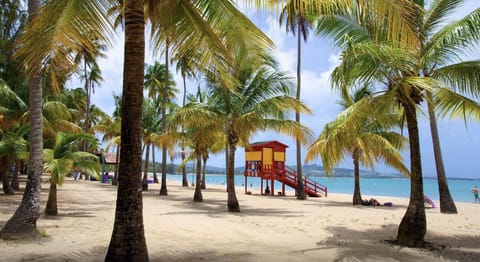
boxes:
[314,0,480,246]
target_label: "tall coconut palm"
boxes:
[167,98,226,201]
[316,0,480,245]
[43,132,100,215]
[193,54,313,212]
[0,0,43,241]
[144,61,177,195]
[76,50,105,137]
[173,51,197,187]
[405,0,480,214]
[310,1,423,247]
[330,39,430,247]
[306,85,409,205]
[141,97,162,191]
[106,0,149,260]
[184,85,223,190]
[279,0,315,200]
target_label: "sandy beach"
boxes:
[1,177,479,262]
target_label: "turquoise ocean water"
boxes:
[166,173,479,203]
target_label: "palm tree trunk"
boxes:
[10,161,20,191]
[0,0,42,239]
[426,93,457,214]
[201,152,207,190]
[227,136,240,212]
[105,0,149,260]
[193,152,203,202]
[352,152,362,205]
[181,149,188,187]
[44,182,57,216]
[225,142,229,191]
[181,75,188,187]
[159,39,169,196]
[1,161,15,195]
[142,143,150,191]
[397,101,426,247]
[152,146,158,183]
[295,23,306,200]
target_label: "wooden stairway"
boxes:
[282,167,327,197]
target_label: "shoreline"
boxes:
[1,178,479,261]
[162,173,479,204]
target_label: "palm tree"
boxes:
[173,51,197,187]
[77,53,105,136]
[306,85,409,205]
[187,54,313,212]
[167,97,225,202]
[404,0,480,214]
[106,1,149,260]
[184,86,223,190]
[317,0,480,245]
[43,132,100,215]
[144,61,177,194]
[141,97,162,191]
[279,0,315,200]
[0,125,29,195]
[0,0,43,241]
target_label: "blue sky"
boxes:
[71,1,480,179]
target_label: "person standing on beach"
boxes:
[472,186,479,203]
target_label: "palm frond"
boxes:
[14,0,115,91]
[435,88,480,122]
[432,61,480,98]
[424,6,480,63]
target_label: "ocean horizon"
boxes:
[161,173,480,204]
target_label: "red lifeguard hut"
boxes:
[243,140,327,197]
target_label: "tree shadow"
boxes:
[142,189,302,219]
[297,224,480,261]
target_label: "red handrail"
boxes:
[285,167,327,197]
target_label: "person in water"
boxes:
[472,186,479,203]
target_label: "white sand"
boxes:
[1,177,479,261]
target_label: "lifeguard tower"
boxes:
[244,140,327,197]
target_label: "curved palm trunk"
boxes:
[159,39,169,196]
[0,0,42,239]
[152,147,158,183]
[112,145,120,186]
[426,93,457,214]
[105,1,149,260]
[227,136,240,212]
[193,152,203,202]
[295,24,306,200]
[181,75,188,187]
[142,143,150,191]
[44,182,57,216]
[397,101,426,247]
[201,152,207,189]
[352,151,362,205]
